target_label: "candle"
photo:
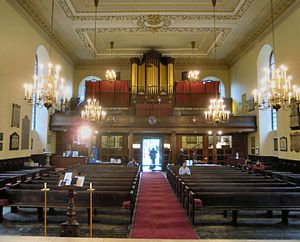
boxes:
[288,92,292,104]
[28,84,33,100]
[253,89,257,103]
[90,182,92,190]
[44,182,46,189]
[24,84,28,98]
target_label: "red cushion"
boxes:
[55,168,65,172]
[0,199,9,206]
[184,190,189,197]
[194,198,203,209]
[122,200,131,209]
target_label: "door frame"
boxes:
[141,136,163,171]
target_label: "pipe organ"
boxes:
[131,50,174,96]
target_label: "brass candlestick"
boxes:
[87,182,95,238]
[41,182,50,237]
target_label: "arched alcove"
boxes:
[201,76,225,98]
[32,45,50,154]
[78,75,101,102]
[256,44,277,156]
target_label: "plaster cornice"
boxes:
[76,27,232,59]
[58,0,254,18]
[8,0,297,67]
[9,0,78,64]
[226,0,297,66]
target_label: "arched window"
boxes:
[201,76,225,98]
[269,51,277,130]
[32,45,50,154]
[78,75,101,102]
[32,55,38,130]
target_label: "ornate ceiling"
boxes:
[10,0,297,65]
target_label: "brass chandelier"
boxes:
[105,41,117,81]
[205,99,230,124]
[81,0,106,122]
[253,0,300,111]
[253,65,300,110]
[81,99,106,122]
[24,0,67,110]
[204,0,230,124]
[188,41,200,81]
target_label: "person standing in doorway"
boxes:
[149,148,157,169]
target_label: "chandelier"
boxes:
[253,0,300,111]
[105,69,117,81]
[81,0,106,122]
[106,41,117,81]
[24,0,67,110]
[81,99,106,122]
[188,41,200,81]
[205,99,230,124]
[253,66,300,110]
[188,70,200,81]
[204,1,230,124]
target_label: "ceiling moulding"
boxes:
[57,0,254,19]
[226,0,296,66]
[75,27,231,59]
[10,0,78,64]
[75,59,131,69]
[75,58,228,69]
[174,58,229,69]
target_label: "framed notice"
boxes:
[273,138,278,151]
[290,132,300,152]
[290,98,300,130]
[247,97,255,112]
[9,132,19,150]
[280,136,288,152]
[11,104,21,128]
[21,116,30,150]
[0,133,3,151]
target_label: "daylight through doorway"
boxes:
[142,138,161,171]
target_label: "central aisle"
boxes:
[131,172,198,239]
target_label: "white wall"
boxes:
[230,5,300,160]
[0,1,74,159]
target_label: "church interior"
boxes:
[0,0,300,241]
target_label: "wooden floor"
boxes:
[1,237,300,242]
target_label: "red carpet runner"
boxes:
[131,172,198,239]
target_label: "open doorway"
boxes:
[142,138,162,171]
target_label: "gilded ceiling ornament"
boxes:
[137,15,171,33]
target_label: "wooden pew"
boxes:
[1,188,134,223]
[181,182,297,210]
[188,191,300,225]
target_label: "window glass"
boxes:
[32,55,38,130]
[269,52,277,131]
[101,136,123,148]
[181,136,203,149]
[216,136,232,149]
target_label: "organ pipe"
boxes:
[130,50,174,96]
